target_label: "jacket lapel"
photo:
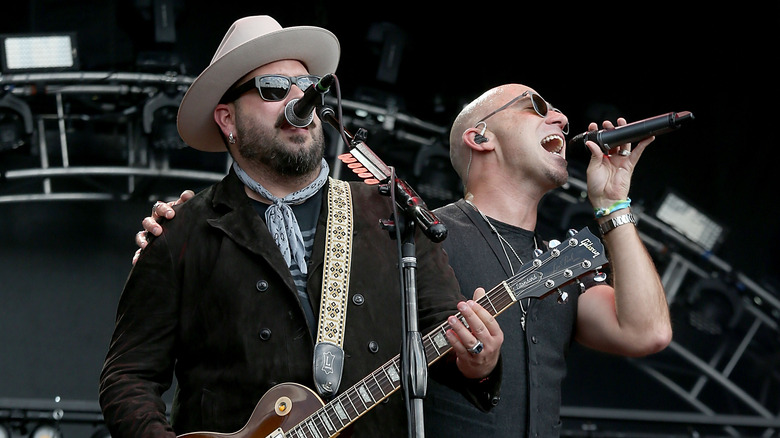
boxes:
[207,168,298,294]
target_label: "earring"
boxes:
[474,121,489,144]
[228,132,236,144]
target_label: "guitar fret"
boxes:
[304,418,319,438]
[385,361,401,387]
[370,372,386,397]
[333,398,349,423]
[356,381,372,409]
[324,402,344,430]
[343,389,359,419]
[307,417,323,438]
[317,409,336,435]
[481,291,498,314]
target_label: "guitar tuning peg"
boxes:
[533,248,544,257]
[593,271,607,283]
[549,239,561,248]
[557,289,569,304]
[567,229,578,236]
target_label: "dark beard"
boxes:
[237,112,325,176]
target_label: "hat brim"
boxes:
[177,25,340,152]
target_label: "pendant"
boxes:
[520,314,526,331]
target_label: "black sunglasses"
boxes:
[220,74,321,103]
[476,91,569,135]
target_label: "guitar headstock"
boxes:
[507,227,608,302]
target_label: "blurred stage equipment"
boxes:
[654,190,727,253]
[0,71,229,203]
[0,92,33,151]
[0,33,78,73]
[0,397,119,438]
[142,89,186,150]
[29,423,61,438]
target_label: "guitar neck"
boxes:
[281,228,606,438]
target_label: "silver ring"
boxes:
[153,201,165,209]
[467,339,484,355]
[619,149,631,157]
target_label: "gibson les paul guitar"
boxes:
[179,226,608,438]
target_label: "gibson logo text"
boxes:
[579,238,602,259]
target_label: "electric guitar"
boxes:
[178,226,608,438]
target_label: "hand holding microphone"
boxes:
[570,111,695,154]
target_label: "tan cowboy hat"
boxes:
[177,15,340,152]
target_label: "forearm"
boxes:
[597,209,672,352]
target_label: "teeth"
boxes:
[541,135,564,155]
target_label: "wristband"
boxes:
[594,198,631,218]
[598,212,637,235]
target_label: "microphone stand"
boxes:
[319,104,445,438]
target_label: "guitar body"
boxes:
[178,383,328,438]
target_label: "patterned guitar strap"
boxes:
[313,178,353,399]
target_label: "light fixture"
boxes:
[654,190,727,252]
[686,277,743,336]
[0,91,34,151]
[29,423,62,438]
[142,90,185,150]
[0,33,78,73]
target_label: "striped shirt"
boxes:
[251,188,324,337]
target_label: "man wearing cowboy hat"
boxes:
[99,15,503,438]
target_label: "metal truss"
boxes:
[552,178,780,437]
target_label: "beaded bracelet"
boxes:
[594,198,631,218]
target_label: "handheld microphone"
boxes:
[284,74,335,128]
[570,111,694,154]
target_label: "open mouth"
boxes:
[541,134,564,156]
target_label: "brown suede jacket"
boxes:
[99,169,501,437]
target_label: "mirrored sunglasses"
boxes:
[477,91,569,135]
[220,74,321,103]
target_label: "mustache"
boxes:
[275,112,318,129]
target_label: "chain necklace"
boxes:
[466,200,537,331]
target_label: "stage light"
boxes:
[654,190,726,252]
[1,33,78,73]
[0,91,34,151]
[29,423,62,438]
[686,277,743,336]
[142,91,185,150]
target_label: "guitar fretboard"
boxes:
[284,229,605,437]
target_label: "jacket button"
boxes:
[352,294,365,306]
[259,328,272,340]
[368,341,379,353]
[256,280,269,292]
[490,396,501,406]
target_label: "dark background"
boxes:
[1,1,777,437]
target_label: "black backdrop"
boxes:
[1,1,777,436]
